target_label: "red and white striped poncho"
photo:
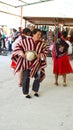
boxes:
[11,36,48,81]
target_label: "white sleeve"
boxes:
[12,40,18,50]
[12,36,22,50]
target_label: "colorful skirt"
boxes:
[53,54,73,75]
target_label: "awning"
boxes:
[23,16,73,26]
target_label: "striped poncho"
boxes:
[11,36,48,81]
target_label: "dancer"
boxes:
[52,31,73,86]
[11,29,48,98]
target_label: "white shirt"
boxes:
[66,40,72,55]
[12,35,22,50]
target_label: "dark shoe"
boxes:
[34,93,39,97]
[25,95,32,99]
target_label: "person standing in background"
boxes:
[52,31,73,86]
[0,33,6,55]
[11,28,31,87]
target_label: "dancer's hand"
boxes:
[37,53,44,61]
[19,51,26,58]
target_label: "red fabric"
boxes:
[70,37,73,43]
[53,54,73,75]
[11,61,16,69]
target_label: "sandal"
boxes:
[63,82,67,86]
[54,82,59,86]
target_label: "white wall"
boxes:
[0,3,25,28]
[0,0,73,29]
[23,0,73,18]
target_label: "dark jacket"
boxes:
[55,38,69,57]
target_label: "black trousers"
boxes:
[22,69,40,95]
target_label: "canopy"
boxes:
[23,16,73,26]
[22,0,73,26]
[0,0,73,27]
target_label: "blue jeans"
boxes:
[22,69,40,94]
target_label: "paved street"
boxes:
[0,54,73,130]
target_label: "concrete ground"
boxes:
[0,54,73,130]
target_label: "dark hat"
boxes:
[14,32,20,38]
[23,28,31,35]
[61,31,68,38]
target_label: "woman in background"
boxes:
[52,31,73,86]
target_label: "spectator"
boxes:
[52,31,73,86]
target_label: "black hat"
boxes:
[23,28,31,35]
[61,31,68,38]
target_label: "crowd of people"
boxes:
[0,27,22,55]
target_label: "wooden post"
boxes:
[20,6,23,27]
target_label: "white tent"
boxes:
[22,0,73,18]
[0,0,73,27]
